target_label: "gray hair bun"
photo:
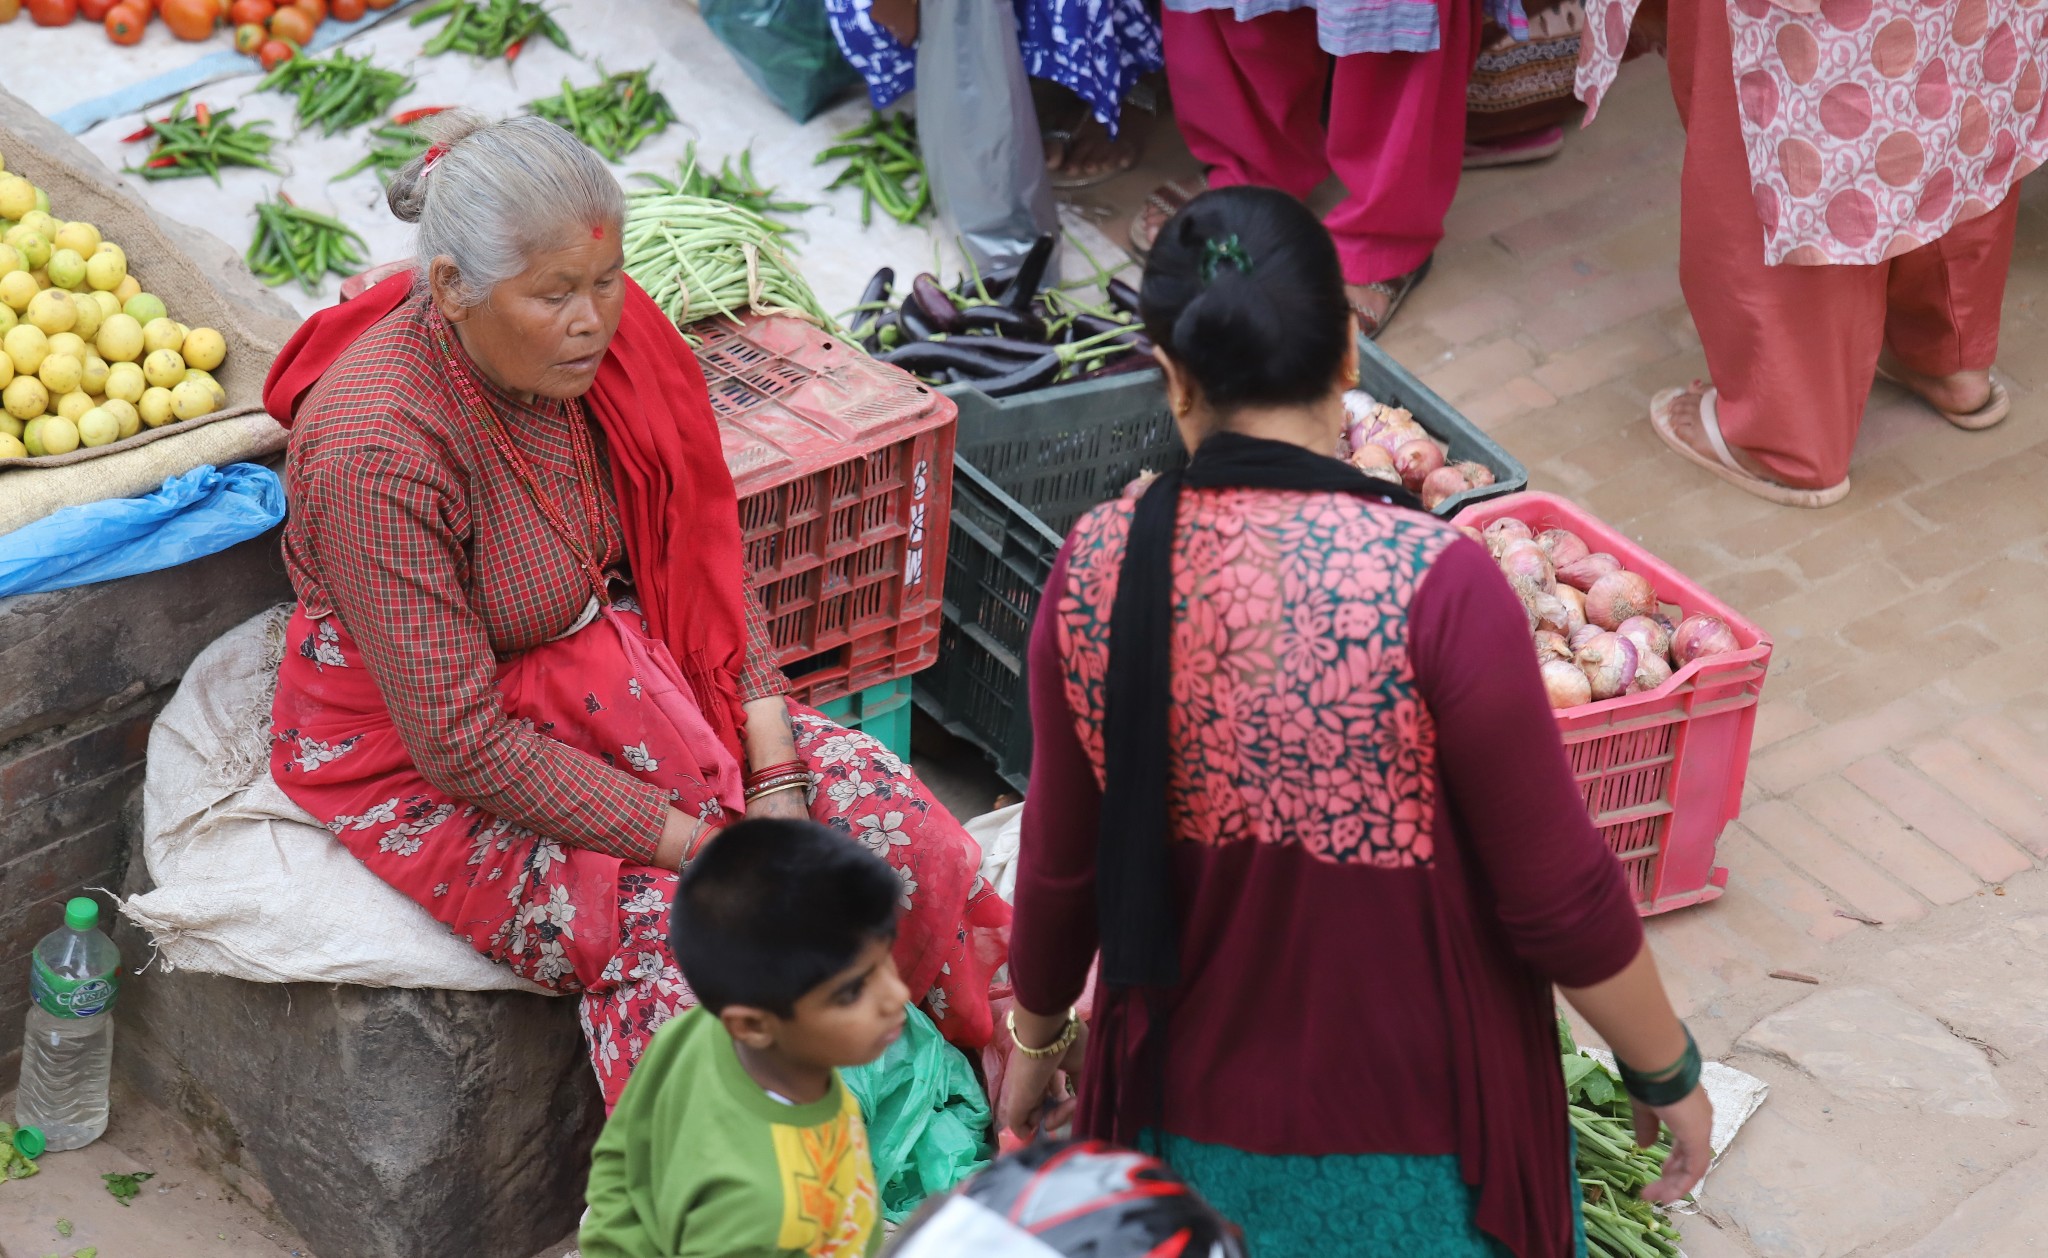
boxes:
[385,109,494,224]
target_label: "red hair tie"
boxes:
[422,143,449,176]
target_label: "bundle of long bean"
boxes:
[123,96,279,183]
[1558,1021,1685,1258]
[815,112,929,227]
[259,50,416,138]
[411,0,570,60]
[246,192,367,294]
[331,108,446,185]
[528,67,675,162]
[635,144,813,232]
[622,190,834,339]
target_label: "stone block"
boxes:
[1702,1106,1927,1258]
[1890,1148,2048,1257]
[119,965,604,1258]
[1738,986,2012,1119]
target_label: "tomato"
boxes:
[257,36,294,70]
[26,0,79,25]
[289,0,321,20]
[363,0,392,7]
[329,0,361,18]
[225,0,266,21]
[80,0,119,19]
[232,17,262,50]
[104,0,145,38]
[264,3,308,41]
[158,0,214,37]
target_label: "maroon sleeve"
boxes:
[1408,537,1644,988]
[1008,545,1103,1015]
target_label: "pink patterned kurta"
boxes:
[1577,0,2048,264]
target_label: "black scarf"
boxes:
[1096,429,1426,990]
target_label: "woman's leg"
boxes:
[1662,0,1887,489]
[1881,192,2022,414]
[1322,0,1484,288]
[1162,7,1330,196]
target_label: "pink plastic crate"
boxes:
[1453,492,1773,916]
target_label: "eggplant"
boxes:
[897,301,940,344]
[879,340,1034,378]
[1084,352,1161,380]
[955,304,1046,340]
[1071,312,1145,341]
[976,350,1064,397]
[1004,235,1056,312]
[939,334,1056,359]
[909,273,963,332]
[1107,277,1142,317]
[859,310,897,355]
[858,267,895,311]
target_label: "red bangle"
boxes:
[745,759,805,788]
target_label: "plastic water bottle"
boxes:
[17,897,120,1151]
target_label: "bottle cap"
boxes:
[12,1126,44,1160]
[62,897,98,933]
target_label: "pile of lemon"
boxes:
[0,153,230,462]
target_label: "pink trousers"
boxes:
[1669,0,2020,489]
[1163,4,1481,286]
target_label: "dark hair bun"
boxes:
[1138,186,1350,411]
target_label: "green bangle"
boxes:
[1615,1027,1701,1107]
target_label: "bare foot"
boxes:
[1660,383,1783,482]
[1880,358,1995,416]
[1046,112,1143,183]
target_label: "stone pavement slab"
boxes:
[1739,986,2013,1119]
[1697,1105,1930,1258]
[1890,1148,2048,1257]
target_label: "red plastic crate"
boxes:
[1453,492,1773,916]
[697,315,956,707]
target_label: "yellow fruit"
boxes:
[84,247,126,292]
[138,386,176,428]
[47,247,86,291]
[4,324,48,375]
[39,414,79,456]
[89,291,120,320]
[4,228,49,273]
[17,211,56,241]
[102,398,141,438]
[113,275,141,305]
[53,222,100,256]
[185,369,228,409]
[123,293,168,327]
[0,413,19,441]
[0,271,34,314]
[180,325,227,371]
[95,314,144,363]
[76,407,119,448]
[46,333,85,362]
[142,317,185,355]
[29,268,49,290]
[170,379,217,421]
[0,244,20,276]
[37,354,81,395]
[144,348,186,390]
[2,375,48,422]
[104,362,145,404]
[22,417,45,456]
[0,433,24,461]
[0,175,33,222]
[79,354,109,396]
[32,188,49,216]
[56,391,94,423]
[69,294,102,340]
[0,306,12,337]
[0,354,9,389]
[25,289,76,336]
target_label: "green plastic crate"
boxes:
[918,337,1528,792]
[812,676,914,765]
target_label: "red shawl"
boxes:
[263,271,753,762]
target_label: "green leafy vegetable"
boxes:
[102,1171,154,1206]
[1558,1018,1684,1258]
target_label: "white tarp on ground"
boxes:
[9,1,1132,321]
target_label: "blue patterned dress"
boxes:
[822,0,1164,133]
[1166,0,1526,55]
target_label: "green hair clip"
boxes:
[1199,234,1253,283]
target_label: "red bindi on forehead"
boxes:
[591,225,605,240]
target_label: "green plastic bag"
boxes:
[842,1005,992,1222]
[700,0,861,123]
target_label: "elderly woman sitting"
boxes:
[259,113,1008,1110]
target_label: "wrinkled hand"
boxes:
[745,787,809,822]
[998,1022,1088,1141]
[1635,1084,1713,1204]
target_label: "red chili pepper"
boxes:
[391,106,450,125]
[195,102,213,131]
[147,155,181,169]
[504,37,524,61]
[122,124,156,143]
[280,190,297,206]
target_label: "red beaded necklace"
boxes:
[434,314,612,604]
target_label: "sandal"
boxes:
[1463,125,1567,170]
[1650,385,1851,509]
[1128,175,1207,261]
[1046,106,1149,191]
[1874,355,2011,431]
[1349,256,1434,340]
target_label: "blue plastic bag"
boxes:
[0,463,286,599]
[843,1004,993,1223]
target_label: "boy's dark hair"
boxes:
[670,818,900,1017]
[1139,184,1351,413]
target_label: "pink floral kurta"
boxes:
[1578,0,2048,264]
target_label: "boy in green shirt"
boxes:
[581,818,912,1258]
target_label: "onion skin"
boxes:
[1585,569,1657,631]
[1484,517,1534,557]
[1568,624,1604,651]
[1615,615,1672,663]
[1672,613,1740,664]
[1497,539,1557,598]
[1349,442,1396,473]
[1535,630,1572,665]
[1542,659,1593,709]
[1574,631,1639,701]
[1536,528,1589,569]
[1421,465,1471,510]
[1556,586,1588,636]
[1630,652,1673,693]
[1452,460,1496,489]
[1529,590,1572,636]
[1395,439,1446,491]
[1557,551,1622,592]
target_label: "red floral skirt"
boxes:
[269,603,1009,1110]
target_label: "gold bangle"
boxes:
[1007,1007,1079,1061]
[744,779,808,805]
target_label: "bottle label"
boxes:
[30,955,116,1019]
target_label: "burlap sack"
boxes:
[0,86,297,532]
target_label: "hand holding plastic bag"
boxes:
[0,463,286,600]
